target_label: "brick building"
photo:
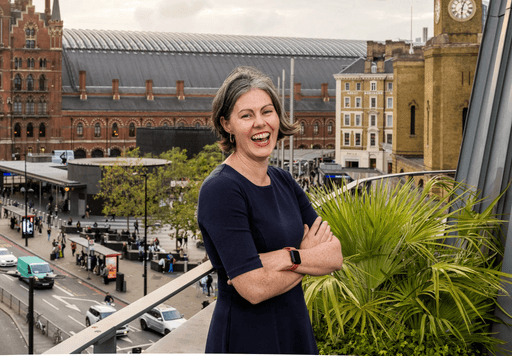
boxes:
[335,0,483,177]
[0,0,367,161]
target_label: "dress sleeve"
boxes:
[281,169,318,227]
[198,175,263,280]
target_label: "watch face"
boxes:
[448,0,476,22]
[435,0,441,24]
[290,250,301,265]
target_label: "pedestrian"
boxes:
[71,241,77,256]
[134,219,139,234]
[102,265,110,285]
[121,242,127,260]
[167,253,175,273]
[85,205,90,219]
[47,226,51,241]
[104,292,114,305]
[206,274,213,297]
[54,204,58,216]
[38,219,42,235]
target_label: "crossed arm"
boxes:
[230,217,343,305]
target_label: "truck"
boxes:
[17,256,55,288]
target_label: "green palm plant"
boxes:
[304,177,512,354]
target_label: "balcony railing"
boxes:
[43,170,455,354]
[43,261,214,354]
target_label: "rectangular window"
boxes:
[344,133,350,146]
[371,133,376,147]
[355,114,361,126]
[345,82,350,91]
[388,82,393,91]
[371,82,377,91]
[371,97,377,108]
[355,97,361,108]
[387,97,393,108]
[344,97,350,108]
[387,134,393,144]
[370,115,376,126]
[356,83,361,91]
[355,133,361,146]
[387,115,393,127]
[344,114,350,126]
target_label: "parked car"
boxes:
[0,247,17,267]
[140,304,186,335]
[85,304,129,337]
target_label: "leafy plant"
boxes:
[304,177,512,355]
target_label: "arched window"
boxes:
[195,122,201,129]
[27,123,33,137]
[27,75,34,91]
[146,122,152,128]
[178,122,184,128]
[14,58,21,69]
[25,26,36,48]
[39,58,47,68]
[163,122,169,127]
[14,123,21,137]
[27,58,34,68]
[327,122,333,135]
[410,106,416,135]
[26,97,34,114]
[77,123,83,137]
[13,96,22,114]
[129,123,135,137]
[94,123,101,137]
[39,123,46,137]
[38,100,47,115]
[314,122,319,135]
[112,123,119,137]
[300,122,305,136]
[14,74,22,90]
[74,149,86,159]
[91,149,104,158]
[110,148,121,157]
[39,75,46,91]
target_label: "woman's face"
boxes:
[222,88,280,162]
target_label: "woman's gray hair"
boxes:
[211,66,298,153]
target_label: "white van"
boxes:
[52,150,74,164]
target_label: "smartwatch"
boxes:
[284,247,301,271]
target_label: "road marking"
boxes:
[54,284,74,296]
[19,284,28,291]
[121,336,133,344]
[116,343,154,352]
[68,315,85,327]
[52,295,81,312]
[70,331,76,335]
[1,274,14,281]
[129,325,141,332]
[42,298,59,310]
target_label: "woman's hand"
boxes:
[300,217,334,250]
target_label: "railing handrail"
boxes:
[43,261,214,354]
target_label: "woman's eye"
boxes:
[241,114,251,119]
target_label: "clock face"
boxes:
[448,0,477,22]
[435,0,441,24]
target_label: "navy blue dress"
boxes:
[198,164,319,354]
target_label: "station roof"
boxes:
[0,161,85,188]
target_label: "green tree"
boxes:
[305,178,512,355]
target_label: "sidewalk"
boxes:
[0,204,215,318]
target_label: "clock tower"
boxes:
[423,0,482,170]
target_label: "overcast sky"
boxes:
[33,0,435,41]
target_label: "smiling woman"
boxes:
[197,66,343,354]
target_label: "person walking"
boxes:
[47,226,52,241]
[85,205,90,219]
[167,253,175,273]
[206,274,213,297]
[102,265,110,285]
[104,292,114,305]
[54,204,58,216]
[71,241,77,257]
[134,219,139,235]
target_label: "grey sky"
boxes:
[33,0,434,41]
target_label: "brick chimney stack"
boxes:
[176,80,185,100]
[294,83,302,101]
[112,79,120,100]
[146,80,154,101]
[321,83,329,102]
[79,70,87,100]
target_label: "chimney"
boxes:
[321,83,329,102]
[45,0,51,19]
[112,79,120,100]
[294,83,302,101]
[176,80,185,100]
[79,70,87,100]
[146,80,154,101]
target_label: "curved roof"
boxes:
[63,29,366,58]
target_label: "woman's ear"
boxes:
[220,116,231,134]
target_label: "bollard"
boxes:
[184,254,188,273]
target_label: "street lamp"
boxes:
[133,172,148,296]
[24,154,28,247]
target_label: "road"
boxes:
[0,235,166,354]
